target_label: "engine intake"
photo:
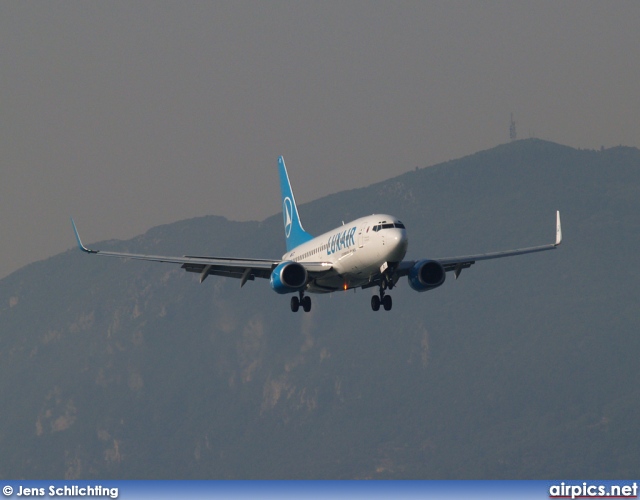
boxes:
[408,259,446,292]
[270,261,308,294]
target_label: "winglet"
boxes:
[71,218,97,254]
[555,211,562,246]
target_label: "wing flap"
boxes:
[182,262,273,281]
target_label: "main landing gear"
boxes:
[290,291,311,313]
[371,276,393,311]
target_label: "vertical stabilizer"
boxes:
[278,156,314,252]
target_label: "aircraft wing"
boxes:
[397,211,562,279]
[72,218,281,285]
[71,218,334,285]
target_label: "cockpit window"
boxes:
[373,223,405,231]
[372,221,405,231]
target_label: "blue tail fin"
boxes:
[278,156,313,252]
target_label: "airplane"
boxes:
[72,156,562,312]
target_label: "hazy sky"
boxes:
[1,1,638,278]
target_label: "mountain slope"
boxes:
[0,139,638,479]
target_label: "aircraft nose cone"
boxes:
[387,229,408,261]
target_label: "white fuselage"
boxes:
[282,214,408,293]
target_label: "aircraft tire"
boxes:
[302,296,311,312]
[371,295,381,311]
[291,296,300,312]
[382,294,392,311]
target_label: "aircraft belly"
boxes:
[307,277,341,293]
[305,248,376,293]
[308,274,370,293]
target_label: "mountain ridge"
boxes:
[0,138,639,479]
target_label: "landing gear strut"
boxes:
[291,291,311,313]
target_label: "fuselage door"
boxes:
[358,222,369,248]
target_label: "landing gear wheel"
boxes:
[290,296,300,312]
[382,294,392,311]
[302,295,312,313]
[371,295,381,311]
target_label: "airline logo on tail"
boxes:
[283,197,293,238]
[278,156,313,252]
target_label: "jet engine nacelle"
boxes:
[408,259,446,292]
[270,261,308,294]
